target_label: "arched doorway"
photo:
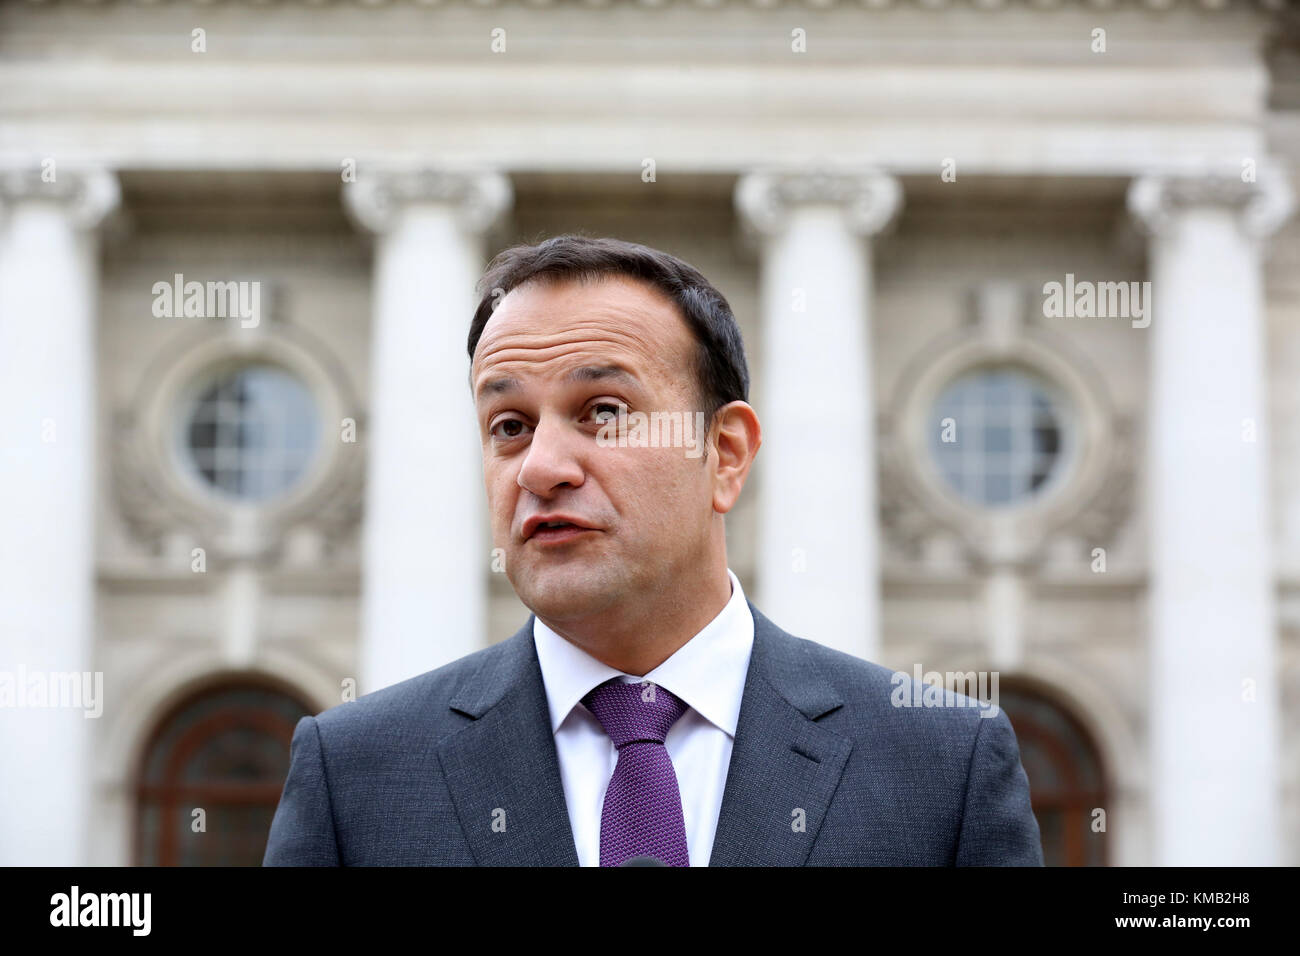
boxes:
[134,677,313,866]
[998,679,1110,866]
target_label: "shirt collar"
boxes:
[532,567,754,739]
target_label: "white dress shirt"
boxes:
[532,567,755,867]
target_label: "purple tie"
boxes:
[582,677,691,867]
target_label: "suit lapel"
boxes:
[436,602,851,867]
[436,616,580,866]
[708,603,854,866]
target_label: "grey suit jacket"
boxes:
[264,601,1043,865]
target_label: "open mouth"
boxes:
[523,513,601,543]
[527,520,597,544]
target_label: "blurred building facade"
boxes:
[1,0,1298,867]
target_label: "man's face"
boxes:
[471,275,717,625]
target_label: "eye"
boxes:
[586,401,625,424]
[489,417,531,440]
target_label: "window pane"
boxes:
[181,364,320,502]
[137,685,311,867]
[929,366,1070,508]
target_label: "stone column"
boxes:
[1128,165,1292,865]
[345,169,512,693]
[0,166,119,865]
[735,170,901,661]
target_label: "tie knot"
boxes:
[582,678,689,748]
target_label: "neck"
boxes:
[539,564,733,675]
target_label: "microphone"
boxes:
[618,856,669,867]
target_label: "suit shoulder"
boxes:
[783,632,996,734]
[784,634,905,699]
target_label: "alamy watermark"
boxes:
[0,666,103,718]
[50,886,150,936]
[595,406,708,459]
[1042,273,1151,329]
[152,273,260,328]
[890,664,999,717]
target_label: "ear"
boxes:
[708,402,762,515]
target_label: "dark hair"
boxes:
[467,235,749,424]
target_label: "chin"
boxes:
[513,563,618,621]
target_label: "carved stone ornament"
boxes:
[112,317,365,566]
[1127,161,1296,240]
[735,168,903,240]
[342,167,512,236]
[0,166,120,230]
[878,283,1136,573]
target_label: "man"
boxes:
[264,235,1043,866]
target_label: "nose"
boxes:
[516,415,586,498]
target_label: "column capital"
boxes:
[1127,163,1294,239]
[735,168,902,239]
[0,166,120,231]
[343,167,512,235]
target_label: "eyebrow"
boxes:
[475,364,640,404]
